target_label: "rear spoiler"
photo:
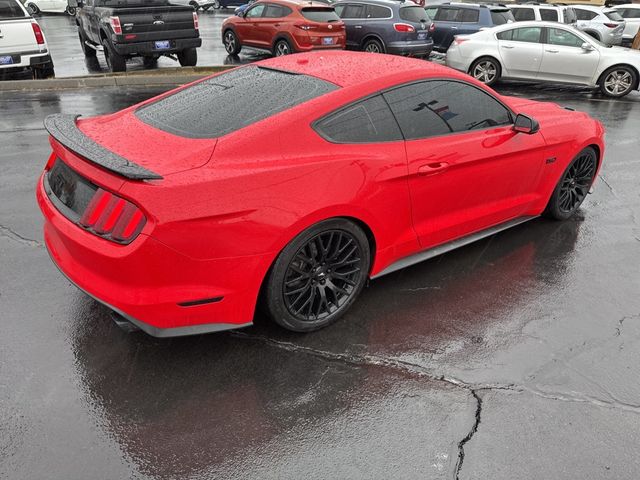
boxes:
[44,114,163,181]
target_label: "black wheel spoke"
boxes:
[557,152,596,214]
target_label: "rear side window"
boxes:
[434,7,459,21]
[563,8,576,24]
[539,8,559,22]
[511,7,535,21]
[383,80,511,140]
[497,26,541,43]
[459,8,479,23]
[399,6,428,23]
[336,3,365,18]
[0,0,26,18]
[301,7,340,22]
[136,66,338,138]
[604,10,624,21]
[366,4,391,19]
[490,9,514,25]
[575,8,597,21]
[314,95,402,143]
[264,4,292,18]
[623,8,640,19]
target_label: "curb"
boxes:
[0,65,235,92]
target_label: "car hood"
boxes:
[77,110,217,177]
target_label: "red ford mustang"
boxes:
[37,51,604,337]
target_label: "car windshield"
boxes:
[604,10,624,22]
[136,66,339,138]
[300,7,340,22]
[0,0,26,18]
[399,6,428,23]
[490,9,514,25]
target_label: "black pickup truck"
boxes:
[69,0,201,72]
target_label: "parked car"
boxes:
[218,0,248,9]
[508,3,577,24]
[24,0,76,15]
[70,0,202,72]
[446,21,640,97]
[0,0,55,78]
[333,0,434,57]
[171,0,218,12]
[611,4,640,43]
[572,5,625,45]
[425,2,514,52]
[235,0,332,14]
[222,0,345,56]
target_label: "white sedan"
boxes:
[446,21,640,98]
[24,0,75,15]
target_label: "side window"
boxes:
[314,95,403,144]
[547,27,584,47]
[333,4,345,16]
[509,26,542,43]
[434,7,459,22]
[366,4,391,19]
[511,7,535,21]
[458,8,479,23]
[341,3,366,18]
[539,8,559,22]
[575,8,597,21]
[264,4,286,18]
[626,9,640,19]
[496,29,513,40]
[245,4,265,18]
[563,8,577,24]
[425,7,438,19]
[384,81,511,140]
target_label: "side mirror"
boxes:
[581,42,594,52]
[513,113,539,134]
[67,0,79,7]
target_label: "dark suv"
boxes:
[333,0,434,57]
[425,2,514,52]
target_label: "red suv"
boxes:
[222,0,345,56]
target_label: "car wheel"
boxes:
[142,56,158,68]
[599,66,637,98]
[189,1,199,10]
[469,57,501,86]
[273,38,292,57]
[178,47,198,66]
[66,6,76,15]
[79,31,96,58]
[26,3,39,14]
[363,38,384,54]
[102,38,126,72]
[223,29,242,55]
[544,147,597,221]
[265,218,371,332]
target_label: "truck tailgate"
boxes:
[0,19,40,55]
[114,6,198,40]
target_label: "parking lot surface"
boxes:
[1,83,640,479]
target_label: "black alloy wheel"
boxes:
[265,219,370,332]
[545,147,597,220]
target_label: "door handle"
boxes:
[418,162,449,176]
[274,23,280,27]
[354,25,362,28]
[501,45,514,49]
[545,49,559,53]
[451,26,458,30]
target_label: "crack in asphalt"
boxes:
[0,225,43,248]
[454,390,481,480]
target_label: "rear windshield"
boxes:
[0,0,26,18]
[300,7,340,22]
[136,66,338,138]
[399,6,429,23]
[490,9,514,25]
[95,0,170,6]
[604,10,624,21]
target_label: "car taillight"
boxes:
[393,23,415,33]
[429,22,435,32]
[296,24,316,30]
[109,16,122,35]
[603,23,618,28]
[31,22,45,45]
[193,12,199,30]
[453,37,469,45]
[79,188,146,244]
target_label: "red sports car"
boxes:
[37,51,604,337]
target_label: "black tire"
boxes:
[26,3,39,14]
[599,65,637,98]
[178,47,198,67]
[273,38,293,57]
[102,38,126,72]
[142,56,158,68]
[264,218,371,332]
[223,29,241,55]
[544,147,598,221]
[79,30,96,58]
[32,61,55,79]
[189,1,199,10]
[585,31,601,41]
[362,38,384,54]
[469,56,501,86]
[66,6,76,15]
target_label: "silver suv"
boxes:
[573,5,625,45]
[509,4,577,25]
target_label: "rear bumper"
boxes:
[112,37,202,56]
[37,173,269,337]
[386,39,434,57]
[0,52,52,71]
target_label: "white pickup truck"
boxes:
[0,0,55,78]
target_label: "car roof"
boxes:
[262,0,334,7]
[489,20,582,30]
[256,50,465,88]
[333,0,416,6]
[438,2,510,9]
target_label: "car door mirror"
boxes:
[581,42,594,52]
[513,113,539,134]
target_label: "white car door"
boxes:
[496,26,544,79]
[618,7,640,39]
[538,26,600,84]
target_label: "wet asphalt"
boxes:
[1,80,640,479]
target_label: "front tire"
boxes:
[273,38,292,57]
[223,29,241,55]
[362,38,384,54]
[544,147,597,221]
[265,219,371,332]
[178,47,198,66]
[469,56,501,86]
[599,66,637,98]
[102,38,126,72]
[66,6,76,15]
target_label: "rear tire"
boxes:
[273,38,292,56]
[26,3,39,14]
[79,30,96,58]
[223,29,241,55]
[469,56,501,86]
[264,218,371,332]
[543,147,597,221]
[178,47,198,67]
[599,65,637,98]
[362,38,384,54]
[102,38,126,72]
